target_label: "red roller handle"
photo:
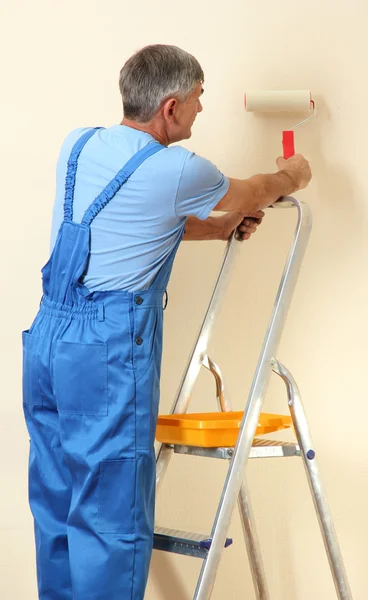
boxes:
[282,130,295,159]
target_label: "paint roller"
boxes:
[244,90,316,159]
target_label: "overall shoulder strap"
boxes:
[63,128,102,222]
[81,142,165,227]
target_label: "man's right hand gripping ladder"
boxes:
[154,197,353,600]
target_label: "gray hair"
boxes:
[119,45,204,122]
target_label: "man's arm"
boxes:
[183,211,264,241]
[214,155,312,214]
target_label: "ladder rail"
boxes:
[238,482,270,600]
[273,360,353,600]
[156,226,242,489]
[204,356,270,600]
[166,223,241,410]
[194,197,313,599]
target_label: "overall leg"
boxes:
[23,326,73,600]
[23,404,73,600]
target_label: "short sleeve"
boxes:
[174,152,229,220]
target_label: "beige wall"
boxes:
[1,0,367,598]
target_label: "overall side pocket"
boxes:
[54,340,108,416]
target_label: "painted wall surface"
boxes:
[1,1,366,598]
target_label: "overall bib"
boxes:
[22,128,182,599]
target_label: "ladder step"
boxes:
[172,439,300,459]
[153,527,233,559]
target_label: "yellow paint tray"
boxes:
[156,412,292,448]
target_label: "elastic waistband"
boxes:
[40,296,102,320]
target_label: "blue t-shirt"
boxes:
[51,125,229,291]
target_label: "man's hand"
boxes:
[276,154,312,190]
[219,211,265,241]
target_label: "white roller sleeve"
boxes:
[244,90,312,112]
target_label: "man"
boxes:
[22,44,311,600]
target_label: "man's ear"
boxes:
[163,97,177,119]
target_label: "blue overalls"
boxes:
[22,128,182,599]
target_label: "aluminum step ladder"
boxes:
[153,197,353,600]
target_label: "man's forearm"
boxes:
[183,216,223,241]
[215,153,311,214]
[245,171,298,211]
[215,171,298,214]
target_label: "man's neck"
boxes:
[120,117,169,146]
